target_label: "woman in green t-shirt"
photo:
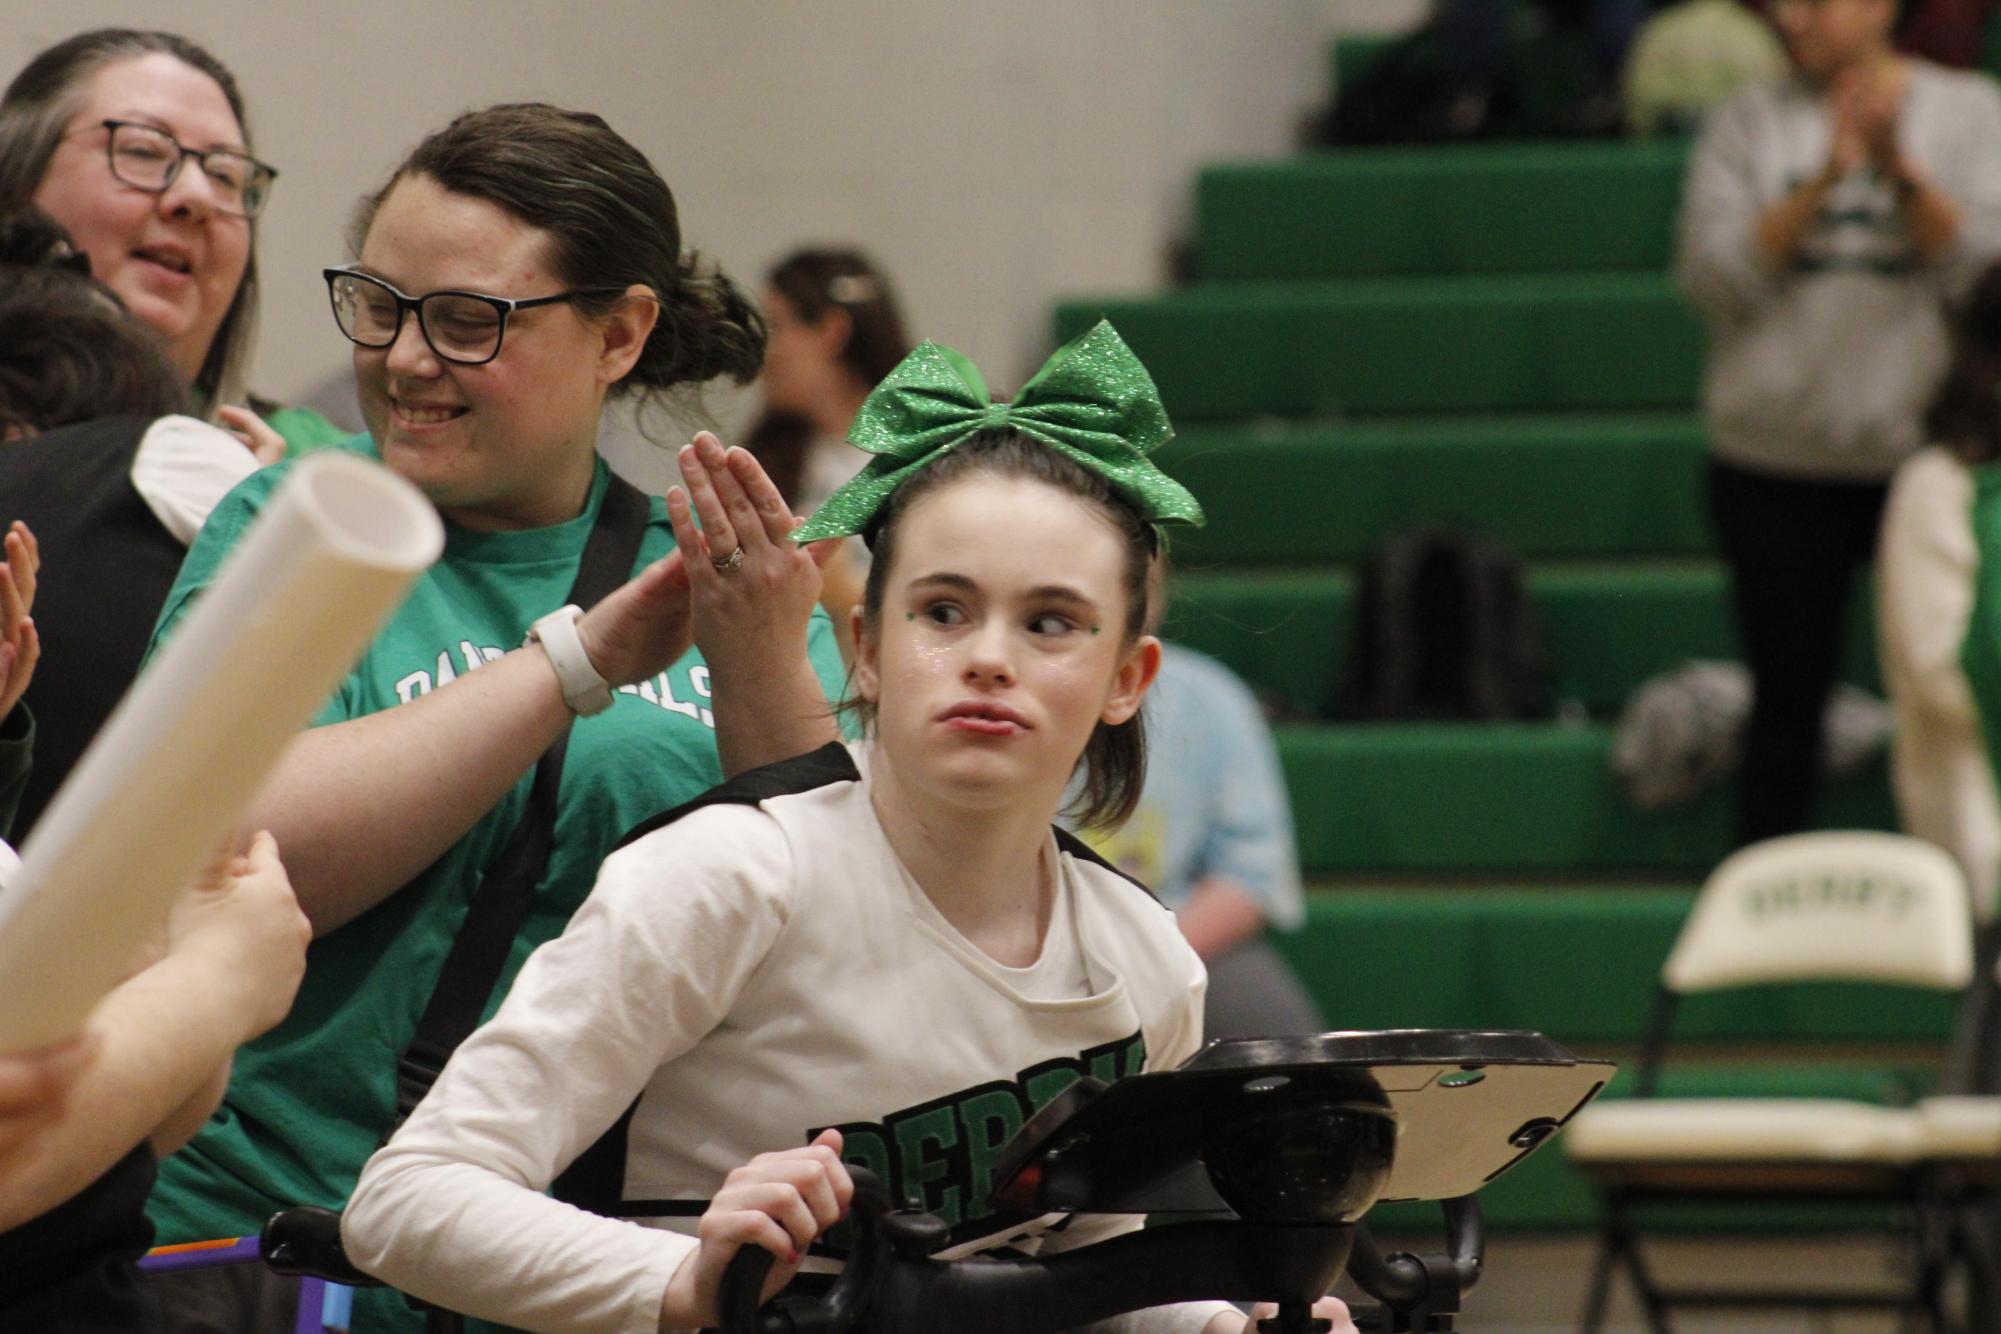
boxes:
[142,103,848,1331]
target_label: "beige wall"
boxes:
[8,1,1417,484]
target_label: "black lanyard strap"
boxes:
[389,475,651,1134]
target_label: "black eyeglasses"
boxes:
[324,268,619,366]
[99,120,276,219]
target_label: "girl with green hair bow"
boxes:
[342,322,1354,1334]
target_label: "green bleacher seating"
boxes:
[1166,565,1878,719]
[1274,724,1894,875]
[1196,142,1688,281]
[1275,890,1953,1043]
[1055,274,1703,419]
[1164,413,1709,564]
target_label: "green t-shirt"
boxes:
[218,399,350,459]
[263,404,351,460]
[144,437,847,1253]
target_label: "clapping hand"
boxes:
[667,431,840,676]
[1830,65,1906,179]
[575,432,839,690]
[0,522,39,720]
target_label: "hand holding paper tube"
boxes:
[0,452,444,1053]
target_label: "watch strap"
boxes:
[527,604,614,717]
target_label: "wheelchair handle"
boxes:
[1345,1196,1483,1328]
[712,1167,896,1334]
[260,1205,380,1289]
[715,1247,778,1334]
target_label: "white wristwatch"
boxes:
[524,604,614,717]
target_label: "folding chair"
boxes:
[1563,831,1975,1333]
[1909,923,2001,1329]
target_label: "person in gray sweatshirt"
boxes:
[1677,0,2001,845]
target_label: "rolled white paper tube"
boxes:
[0,451,444,1052]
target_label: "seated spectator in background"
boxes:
[0,28,346,457]
[1878,261,2001,915]
[746,248,913,659]
[1327,0,1656,142]
[1678,0,2001,846]
[1081,563,1325,1042]
[1441,0,1653,102]
[747,249,911,511]
[0,206,270,839]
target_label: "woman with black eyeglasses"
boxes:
[138,103,846,1332]
[0,29,342,459]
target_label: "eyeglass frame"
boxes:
[322,267,629,367]
[95,119,278,219]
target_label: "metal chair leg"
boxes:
[1618,1225,1673,1334]
[1579,1227,1622,1334]
[1582,1191,1672,1334]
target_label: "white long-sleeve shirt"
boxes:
[344,745,1234,1334]
[1877,446,2001,914]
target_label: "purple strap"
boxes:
[137,1237,261,1273]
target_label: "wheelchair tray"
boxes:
[991,1029,1612,1217]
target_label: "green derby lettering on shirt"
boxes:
[814,1031,1148,1242]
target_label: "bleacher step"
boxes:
[1168,564,1878,718]
[1280,888,1954,1044]
[1197,140,1688,282]
[1273,722,1893,874]
[1056,273,1703,419]
[1165,412,1709,563]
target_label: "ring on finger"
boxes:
[711,545,745,574]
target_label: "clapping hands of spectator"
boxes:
[1830,64,1907,177]
[0,521,39,720]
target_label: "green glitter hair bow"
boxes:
[790,320,1204,543]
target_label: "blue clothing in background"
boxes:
[1094,643,1306,927]
[1085,644,1323,1041]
